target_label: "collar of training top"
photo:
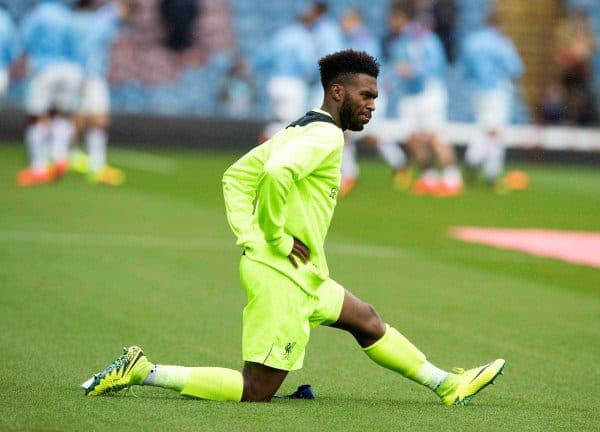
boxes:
[286,109,337,129]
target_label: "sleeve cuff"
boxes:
[268,233,294,257]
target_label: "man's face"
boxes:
[339,73,378,131]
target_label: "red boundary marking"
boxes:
[449,227,600,268]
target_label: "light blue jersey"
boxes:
[0,8,17,71]
[389,23,447,94]
[71,3,122,78]
[20,0,76,74]
[254,22,315,81]
[344,24,381,59]
[461,27,523,91]
[311,16,344,59]
[310,16,344,82]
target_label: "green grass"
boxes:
[1,142,599,431]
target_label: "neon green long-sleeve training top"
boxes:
[222,109,343,293]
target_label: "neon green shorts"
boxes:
[239,255,345,371]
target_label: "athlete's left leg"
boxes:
[330,290,505,405]
[330,290,442,384]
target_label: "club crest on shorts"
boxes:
[283,342,296,360]
[329,186,339,200]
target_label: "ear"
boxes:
[331,83,345,102]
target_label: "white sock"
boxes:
[442,165,463,187]
[465,133,486,167]
[144,365,190,392]
[51,116,75,164]
[421,169,439,186]
[26,123,51,172]
[483,138,505,182]
[376,137,406,170]
[86,127,107,172]
[342,139,359,179]
[413,361,449,391]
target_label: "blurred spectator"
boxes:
[159,0,199,51]
[109,0,233,86]
[304,2,344,109]
[388,2,463,197]
[0,5,16,101]
[16,0,83,187]
[253,9,315,140]
[537,80,568,125]
[305,2,344,63]
[383,3,408,62]
[219,55,255,118]
[70,0,136,186]
[554,8,598,125]
[340,9,381,59]
[432,0,457,63]
[461,9,523,188]
[339,9,408,197]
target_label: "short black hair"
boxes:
[318,49,379,89]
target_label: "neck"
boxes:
[320,101,342,129]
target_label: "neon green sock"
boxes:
[362,324,427,382]
[180,367,243,402]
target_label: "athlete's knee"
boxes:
[241,378,276,402]
[240,363,286,402]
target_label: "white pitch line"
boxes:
[0,230,406,259]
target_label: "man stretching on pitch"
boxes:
[83,50,504,405]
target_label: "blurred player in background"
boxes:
[16,0,82,187]
[339,9,409,196]
[255,9,315,141]
[70,0,136,186]
[305,2,344,110]
[219,54,256,119]
[554,7,598,126]
[0,4,17,103]
[83,49,505,406]
[461,9,523,191]
[389,3,463,197]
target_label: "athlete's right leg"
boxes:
[144,360,286,402]
[83,346,287,402]
[86,257,303,402]
[145,360,287,402]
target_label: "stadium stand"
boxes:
[1,0,598,123]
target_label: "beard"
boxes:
[339,99,364,131]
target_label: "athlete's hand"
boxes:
[288,238,310,268]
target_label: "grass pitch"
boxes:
[1,142,598,431]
